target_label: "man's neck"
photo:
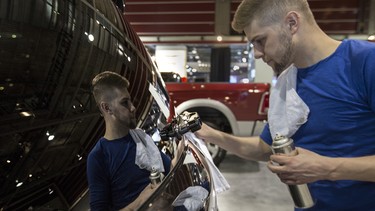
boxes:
[104,123,130,141]
[294,27,341,69]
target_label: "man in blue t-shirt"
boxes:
[87,71,171,210]
[196,0,375,210]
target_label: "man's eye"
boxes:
[252,37,266,51]
[122,100,130,106]
[255,38,264,46]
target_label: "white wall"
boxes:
[155,45,187,78]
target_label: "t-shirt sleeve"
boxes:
[260,123,273,145]
[364,45,375,112]
[87,151,111,211]
[350,41,375,113]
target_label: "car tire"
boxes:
[204,121,227,167]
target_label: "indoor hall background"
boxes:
[123,1,375,210]
[124,0,375,85]
[124,0,375,40]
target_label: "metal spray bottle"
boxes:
[149,168,162,186]
[271,135,314,208]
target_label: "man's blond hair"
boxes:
[232,0,315,33]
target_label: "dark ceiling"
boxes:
[124,0,373,39]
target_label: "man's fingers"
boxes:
[268,161,286,173]
[270,154,291,164]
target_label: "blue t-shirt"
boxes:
[260,39,375,210]
[87,133,171,210]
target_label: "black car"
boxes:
[0,0,220,210]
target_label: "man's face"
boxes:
[107,87,137,129]
[244,20,294,75]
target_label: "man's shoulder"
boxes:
[344,39,375,54]
[88,138,106,158]
[333,39,375,68]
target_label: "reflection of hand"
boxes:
[119,183,159,211]
[267,147,332,185]
[171,139,185,168]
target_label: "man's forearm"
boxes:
[207,131,272,162]
[327,155,375,182]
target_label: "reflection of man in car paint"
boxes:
[196,0,375,210]
[87,71,171,210]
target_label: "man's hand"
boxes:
[267,147,333,185]
[194,123,219,143]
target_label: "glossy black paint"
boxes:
[0,0,168,209]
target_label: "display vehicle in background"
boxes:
[0,0,221,210]
[162,72,270,166]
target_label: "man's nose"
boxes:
[253,47,264,59]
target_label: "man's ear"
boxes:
[285,11,299,34]
[100,102,112,114]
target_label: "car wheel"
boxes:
[204,122,227,167]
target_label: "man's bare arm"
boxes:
[195,123,272,161]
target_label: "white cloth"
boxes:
[129,129,165,173]
[185,132,230,193]
[268,64,310,139]
[172,186,209,211]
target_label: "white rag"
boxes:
[185,132,230,193]
[172,186,209,211]
[268,64,310,139]
[130,129,165,173]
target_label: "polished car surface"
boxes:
[0,0,168,209]
[0,0,219,210]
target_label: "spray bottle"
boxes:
[271,135,314,208]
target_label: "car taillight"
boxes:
[181,77,187,83]
[258,91,269,115]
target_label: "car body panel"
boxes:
[0,0,220,210]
